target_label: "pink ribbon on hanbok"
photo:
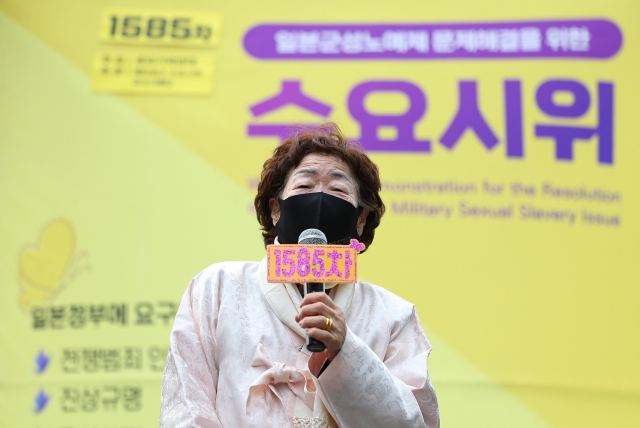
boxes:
[247,344,316,426]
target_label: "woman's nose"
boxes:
[314,183,328,193]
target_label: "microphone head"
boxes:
[298,228,327,245]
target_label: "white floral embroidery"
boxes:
[293,416,337,428]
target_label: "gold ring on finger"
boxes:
[323,317,333,332]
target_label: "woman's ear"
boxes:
[357,208,369,236]
[269,198,280,226]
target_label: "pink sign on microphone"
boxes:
[267,239,365,283]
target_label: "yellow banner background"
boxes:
[1,1,638,427]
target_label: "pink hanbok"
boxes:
[160,258,439,428]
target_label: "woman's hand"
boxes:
[295,292,346,361]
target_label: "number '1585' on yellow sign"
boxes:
[267,240,365,284]
[100,10,221,47]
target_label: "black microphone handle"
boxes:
[305,283,326,352]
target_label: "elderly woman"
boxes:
[160,124,439,428]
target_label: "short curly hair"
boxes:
[254,123,385,251]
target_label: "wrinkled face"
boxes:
[281,154,359,206]
[269,154,369,235]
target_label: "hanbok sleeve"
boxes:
[314,307,440,428]
[160,276,223,428]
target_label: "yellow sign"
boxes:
[267,240,364,284]
[100,10,221,48]
[91,52,214,95]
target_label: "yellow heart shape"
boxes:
[20,219,75,290]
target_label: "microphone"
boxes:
[298,228,327,353]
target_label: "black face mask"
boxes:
[275,192,364,245]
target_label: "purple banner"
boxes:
[243,19,622,60]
